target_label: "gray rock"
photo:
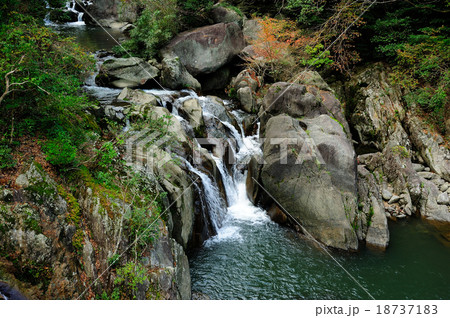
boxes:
[296,70,332,91]
[179,98,204,131]
[382,189,393,201]
[160,54,201,91]
[243,19,262,44]
[162,23,245,76]
[261,114,358,250]
[210,5,243,26]
[366,196,390,250]
[418,172,437,180]
[420,179,450,223]
[237,86,255,113]
[96,57,159,88]
[440,183,449,192]
[117,87,158,105]
[260,82,351,138]
[172,240,191,300]
[406,114,450,181]
[231,69,261,92]
[388,195,401,204]
[437,192,449,206]
[412,163,425,172]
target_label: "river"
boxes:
[51,16,450,300]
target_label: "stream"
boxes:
[49,14,450,300]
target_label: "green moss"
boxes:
[72,228,85,256]
[23,209,42,234]
[391,145,410,158]
[57,185,81,226]
[330,116,346,134]
[367,206,375,227]
[26,182,57,204]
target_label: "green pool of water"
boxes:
[189,217,450,300]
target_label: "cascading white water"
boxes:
[183,160,227,232]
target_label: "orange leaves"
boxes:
[250,17,299,63]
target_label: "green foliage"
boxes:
[300,44,333,69]
[57,185,81,225]
[284,0,325,26]
[217,2,244,17]
[125,205,161,249]
[0,13,95,168]
[367,206,374,227]
[99,288,121,300]
[391,145,410,159]
[0,144,16,169]
[72,228,85,256]
[115,262,148,299]
[108,254,121,268]
[116,1,179,59]
[180,0,213,11]
[43,129,78,166]
[391,27,449,134]
[96,142,119,169]
[0,0,47,23]
[47,0,65,8]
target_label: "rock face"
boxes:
[260,114,359,250]
[162,22,245,76]
[160,54,201,91]
[405,114,450,182]
[96,58,160,88]
[0,162,191,299]
[344,62,405,151]
[344,62,450,240]
[357,166,389,250]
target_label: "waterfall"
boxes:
[183,160,227,232]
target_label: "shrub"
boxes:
[0,144,16,169]
[115,262,148,299]
[116,0,179,59]
[43,130,78,166]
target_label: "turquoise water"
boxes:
[189,217,450,300]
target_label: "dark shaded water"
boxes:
[190,216,450,300]
[49,24,124,52]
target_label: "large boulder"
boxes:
[161,22,245,76]
[210,4,243,26]
[160,54,201,91]
[260,114,359,250]
[260,82,351,138]
[96,57,160,88]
